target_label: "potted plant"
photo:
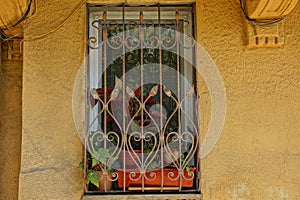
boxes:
[117,154,195,188]
[78,148,118,191]
[117,141,195,188]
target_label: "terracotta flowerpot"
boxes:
[117,167,195,188]
[119,150,142,168]
[98,171,113,191]
[164,148,180,165]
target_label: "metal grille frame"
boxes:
[85,3,201,195]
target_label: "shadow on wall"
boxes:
[0,40,22,200]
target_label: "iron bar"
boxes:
[102,9,108,192]
[158,4,164,192]
[122,3,126,192]
[175,9,183,192]
[139,9,145,192]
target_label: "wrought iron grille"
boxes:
[85,3,200,194]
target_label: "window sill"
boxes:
[82,193,202,200]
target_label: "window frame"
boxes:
[84,3,201,195]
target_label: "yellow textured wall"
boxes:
[18,0,300,199]
[197,1,300,199]
[19,1,85,199]
[0,43,22,200]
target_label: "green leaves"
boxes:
[78,159,84,169]
[91,148,111,167]
[92,157,99,168]
[79,148,118,188]
[91,148,118,171]
[181,154,190,172]
[86,170,100,188]
[185,166,190,172]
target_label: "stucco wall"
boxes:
[18,0,300,199]
[197,1,300,199]
[19,0,85,199]
[0,43,22,200]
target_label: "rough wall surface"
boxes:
[0,47,22,200]
[197,1,300,199]
[19,0,85,199]
[19,0,300,199]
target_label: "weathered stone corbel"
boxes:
[0,39,22,61]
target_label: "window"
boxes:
[85,3,200,194]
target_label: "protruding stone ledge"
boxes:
[82,193,202,200]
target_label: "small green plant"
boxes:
[181,153,190,172]
[78,148,117,188]
[167,152,191,172]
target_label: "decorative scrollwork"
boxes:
[183,169,194,181]
[167,170,178,181]
[106,35,123,49]
[88,27,196,50]
[86,7,200,192]
[87,130,104,153]
[144,20,154,28]
[178,34,196,49]
[108,171,119,182]
[128,21,138,29]
[161,35,177,50]
[92,19,101,31]
[125,35,140,50]
[143,131,159,169]
[87,37,103,49]
[144,170,157,181]
[144,36,160,49]
[129,171,142,181]
[164,20,176,29]
[108,20,119,29]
